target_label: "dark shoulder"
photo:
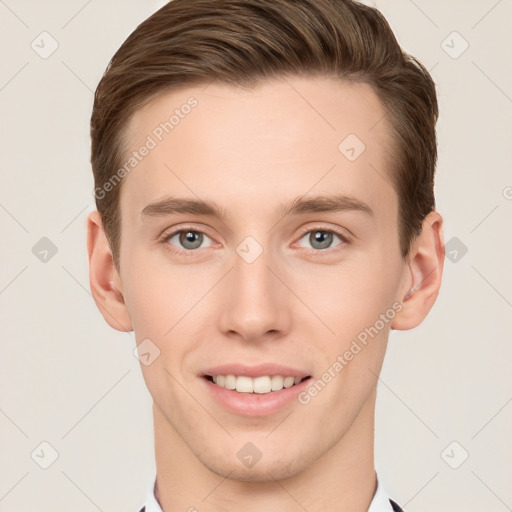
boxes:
[390,499,404,512]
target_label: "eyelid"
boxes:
[160,223,215,241]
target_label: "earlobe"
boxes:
[87,211,133,332]
[391,210,445,330]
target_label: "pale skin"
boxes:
[87,76,444,512]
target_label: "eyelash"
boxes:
[160,225,352,256]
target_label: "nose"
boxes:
[217,241,292,343]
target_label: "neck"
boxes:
[153,387,377,512]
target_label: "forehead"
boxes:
[119,75,396,224]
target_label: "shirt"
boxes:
[140,469,403,512]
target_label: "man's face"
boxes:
[117,76,409,480]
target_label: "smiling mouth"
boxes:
[203,374,311,394]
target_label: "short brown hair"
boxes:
[91,0,438,268]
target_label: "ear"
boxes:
[87,210,133,332]
[391,210,445,330]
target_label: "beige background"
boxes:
[1,0,511,511]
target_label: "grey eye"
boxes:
[167,230,207,250]
[180,230,203,249]
[298,230,342,250]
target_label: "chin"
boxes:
[198,450,309,483]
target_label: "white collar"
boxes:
[142,471,161,512]
[142,469,397,512]
[367,474,397,512]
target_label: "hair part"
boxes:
[90,0,438,268]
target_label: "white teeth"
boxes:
[253,376,272,394]
[283,376,295,388]
[271,375,284,391]
[209,374,306,394]
[235,376,253,393]
[225,374,236,390]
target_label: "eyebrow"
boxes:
[140,193,373,221]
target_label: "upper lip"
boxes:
[201,363,311,379]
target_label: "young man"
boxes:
[87,0,444,510]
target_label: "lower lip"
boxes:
[201,377,311,417]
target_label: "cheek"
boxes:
[121,245,203,335]
[307,259,400,341]
[121,254,222,384]
[121,269,165,337]
[304,264,397,418]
